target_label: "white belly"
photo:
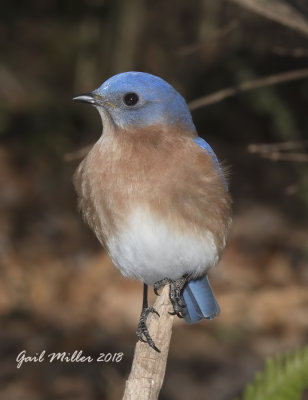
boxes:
[106,208,219,285]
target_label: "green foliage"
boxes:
[238,346,308,400]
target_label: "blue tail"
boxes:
[182,275,220,324]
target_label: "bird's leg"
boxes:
[154,273,191,318]
[136,283,160,352]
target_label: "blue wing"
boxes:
[182,136,224,324]
[193,136,220,165]
[193,136,228,189]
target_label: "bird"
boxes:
[73,71,232,352]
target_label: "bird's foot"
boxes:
[154,273,191,318]
[153,277,172,295]
[136,306,160,352]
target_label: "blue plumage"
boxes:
[193,136,219,165]
[194,136,228,189]
[182,275,220,323]
[93,72,197,132]
[181,137,225,324]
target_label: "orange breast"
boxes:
[73,124,232,257]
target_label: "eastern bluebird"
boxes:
[73,72,232,352]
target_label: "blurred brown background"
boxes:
[0,0,308,399]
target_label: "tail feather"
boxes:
[182,275,220,324]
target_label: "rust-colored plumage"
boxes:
[74,124,231,266]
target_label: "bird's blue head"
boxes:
[74,72,196,133]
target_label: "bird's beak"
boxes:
[73,93,100,105]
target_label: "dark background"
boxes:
[0,1,308,399]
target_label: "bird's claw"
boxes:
[168,279,187,318]
[136,306,160,352]
[154,274,191,319]
[153,278,171,295]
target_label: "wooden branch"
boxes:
[226,0,308,37]
[247,141,308,162]
[176,21,238,57]
[272,46,308,58]
[122,285,175,400]
[248,141,308,153]
[261,153,308,162]
[188,68,308,111]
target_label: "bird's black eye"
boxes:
[123,92,139,106]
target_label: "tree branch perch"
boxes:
[122,285,175,400]
[226,0,308,37]
[188,68,308,111]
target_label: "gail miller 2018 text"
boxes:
[16,350,124,369]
